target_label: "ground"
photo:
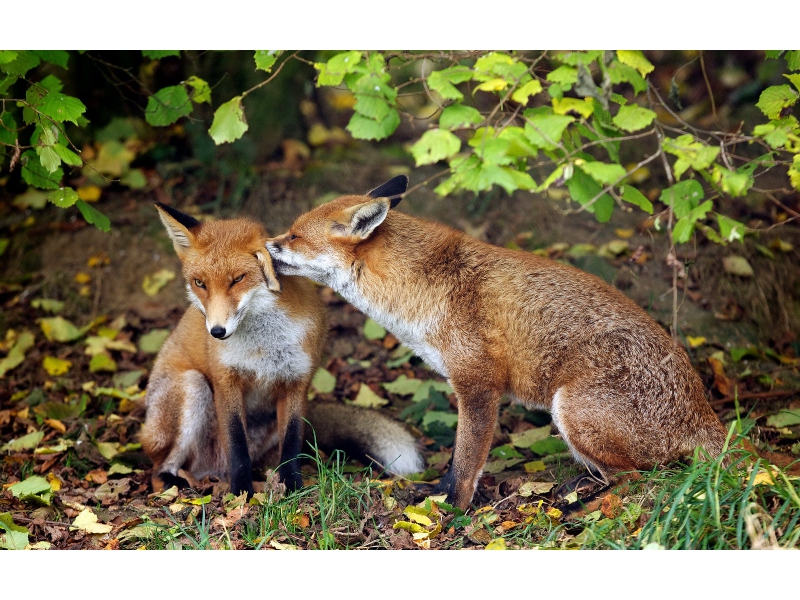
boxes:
[1,151,800,550]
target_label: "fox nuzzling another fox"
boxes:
[266,175,739,510]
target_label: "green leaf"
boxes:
[753,117,799,149]
[723,255,754,277]
[1,430,44,452]
[186,76,211,104]
[712,165,753,197]
[38,92,86,125]
[36,145,61,173]
[209,96,249,144]
[612,104,656,132]
[382,375,423,396]
[529,436,569,456]
[21,150,62,190]
[353,93,391,121]
[421,410,458,429]
[546,65,578,86]
[490,444,523,459]
[0,331,35,378]
[766,409,800,428]
[315,51,362,86]
[785,73,800,93]
[311,367,336,394]
[523,108,574,150]
[146,85,192,127]
[607,61,647,94]
[616,51,654,76]
[410,128,461,166]
[567,167,614,222]
[786,51,800,71]
[427,67,473,101]
[76,200,111,232]
[511,79,543,104]
[0,50,40,76]
[755,85,798,120]
[663,134,719,179]
[672,200,713,244]
[48,187,79,208]
[139,329,171,354]
[620,185,653,213]
[439,104,483,129]
[0,111,17,145]
[0,513,29,550]
[89,352,117,373]
[346,109,399,141]
[580,161,627,185]
[9,475,51,499]
[0,51,18,64]
[659,180,704,218]
[121,169,147,189]
[53,143,82,166]
[363,318,386,340]
[254,51,281,72]
[32,50,69,69]
[716,214,745,243]
[142,51,180,59]
[509,426,551,448]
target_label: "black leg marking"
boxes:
[228,415,254,497]
[159,472,190,491]
[278,416,303,492]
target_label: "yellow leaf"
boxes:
[552,97,594,119]
[96,441,119,460]
[625,163,650,184]
[44,418,66,433]
[523,460,546,473]
[142,269,176,297]
[615,228,634,239]
[77,185,102,202]
[74,272,92,284]
[687,336,706,348]
[753,469,778,486]
[46,472,62,492]
[348,383,388,408]
[42,356,72,376]
[474,78,508,93]
[393,520,426,534]
[87,253,110,268]
[485,538,507,550]
[70,508,112,534]
[546,507,563,520]
[519,481,555,496]
[404,512,433,527]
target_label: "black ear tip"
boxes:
[154,201,201,230]
[368,175,409,205]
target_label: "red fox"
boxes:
[140,202,423,496]
[266,175,778,510]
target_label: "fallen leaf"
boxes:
[44,418,66,433]
[94,478,131,504]
[363,318,386,340]
[614,228,635,239]
[70,508,113,534]
[382,375,423,396]
[722,256,754,277]
[9,476,51,499]
[482,458,524,474]
[89,352,117,373]
[518,481,555,496]
[523,460,546,473]
[74,271,92,284]
[0,330,35,377]
[2,430,44,452]
[87,253,110,268]
[142,269,176,296]
[38,316,91,342]
[766,410,800,428]
[0,513,29,550]
[43,356,72,376]
[310,367,336,394]
[96,441,119,461]
[269,539,299,550]
[348,383,388,408]
[509,426,551,448]
[30,298,64,313]
[86,469,108,484]
[600,494,624,519]
[707,356,731,396]
[108,463,133,476]
[529,436,569,456]
[138,329,171,354]
[485,538,507,550]
[77,185,102,202]
[687,336,706,348]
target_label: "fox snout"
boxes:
[209,325,227,339]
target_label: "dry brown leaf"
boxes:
[600,494,624,519]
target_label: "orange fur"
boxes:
[267,176,741,510]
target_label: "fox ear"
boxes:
[155,201,200,256]
[255,251,282,293]
[335,198,391,239]
[367,175,408,208]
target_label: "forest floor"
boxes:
[2,149,800,550]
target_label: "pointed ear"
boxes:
[334,198,391,239]
[154,201,200,256]
[368,174,408,208]
[255,251,282,292]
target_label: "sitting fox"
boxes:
[140,202,422,496]
[265,175,770,510]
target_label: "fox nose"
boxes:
[210,326,226,339]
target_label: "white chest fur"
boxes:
[218,292,312,383]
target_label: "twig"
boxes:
[699,51,717,125]
[240,52,299,99]
[709,389,798,408]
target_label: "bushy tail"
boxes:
[305,402,424,476]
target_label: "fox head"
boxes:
[155,202,281,339]
[265,175,408,286]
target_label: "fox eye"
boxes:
[194,279,205,289]
[231,274,244,286]
[288,233,298,242]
